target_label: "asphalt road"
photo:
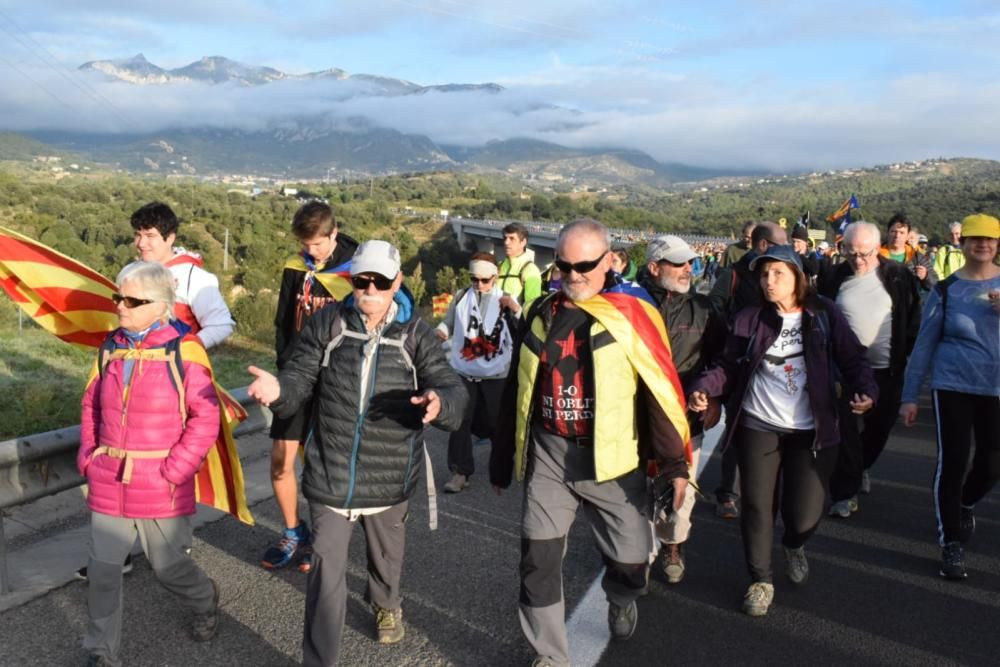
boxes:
[1,398,997,666]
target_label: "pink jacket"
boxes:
[78,324,220,519]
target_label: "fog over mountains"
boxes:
[0,54,725,183]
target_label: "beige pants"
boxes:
[655,434,703,545]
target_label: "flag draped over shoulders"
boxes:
[574,281,692,461]
[283,254,353,300]
[2,226,253,524]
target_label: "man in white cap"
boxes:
[247,239,466,667]
[641,235,727,583]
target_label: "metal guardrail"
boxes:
[0,386,270,595]
[451,217,731,246]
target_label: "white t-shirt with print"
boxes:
[742,311,815,431]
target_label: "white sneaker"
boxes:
[443,473,469,493]
[828,497,858,518]
[784,546,809,584]
[742,582,774,616]
[860,470,871,494]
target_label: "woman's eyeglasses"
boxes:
[112,294,154,308]
[351,274,395,291]
[554,251,608,275]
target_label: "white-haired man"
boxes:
[934,221,966,279]
[821,222,922,518]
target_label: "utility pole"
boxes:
[223,228,229,271]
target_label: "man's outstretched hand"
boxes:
[247,365,280,406]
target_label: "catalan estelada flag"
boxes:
[283,253,353,300]
[0,226,118,348]
[1,226,253,524]
[826,195,860,234]
[574,282,692,463]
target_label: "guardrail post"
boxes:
[0,510,8,595]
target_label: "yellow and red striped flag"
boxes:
[1,226,253,524]
[574,287,692,466]
[432,292,453,318]
[0,226,118,348]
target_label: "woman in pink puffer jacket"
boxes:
[77,261,222,667]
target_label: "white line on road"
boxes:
[564,415,726,666]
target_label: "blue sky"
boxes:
[0,0,998,170]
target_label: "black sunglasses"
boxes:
[554,251,608,275]
[112,293,155,308]
[470,276,494,284]
[351,274,395,291]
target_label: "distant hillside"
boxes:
[0,133,69,161]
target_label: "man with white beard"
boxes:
[641,235,727,583]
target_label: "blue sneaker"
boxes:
[261,523,310,570]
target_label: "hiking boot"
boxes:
[191,579,220,642]
[716,499,739,519]
[742,582,774,617]
[375,606,405,644]
[959,506,976,544]
[84,654,115,667]
[940,542,967,580]
[860,470,871,494]
[828,497,859,519]
[784,546,809,584]
[662,543,685,584]
[607,600,638,640]
[75,554,134,581]
[443,473,470,494]
[261,523,310,570]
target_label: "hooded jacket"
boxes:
[269,287,466,509]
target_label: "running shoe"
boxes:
[742,582,774,616]
[608,600,638,640]
[191,579,220,641]
[940,542,967,580]
[828,497,859,519]
[716,499,739,519]
[860,470,871,494]
[784,546,809,584]
[663,543,685,584]
[261,523,310,570]
[959,506,976,544]
[375,606,405,644]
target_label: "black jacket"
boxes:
[270,293,466,509]
[274,233,359,369]
[819,256,922,377]
[708,251,761,322]
[642,280,727,437]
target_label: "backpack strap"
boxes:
[98,334,188,421]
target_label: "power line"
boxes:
[0,10,135,129]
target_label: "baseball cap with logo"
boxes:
[350,240,401,278]
[646,235,699,265]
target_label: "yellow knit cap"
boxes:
[961,214,1000,239]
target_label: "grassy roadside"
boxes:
[0,320,275,440]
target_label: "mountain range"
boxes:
[12,55,738,184]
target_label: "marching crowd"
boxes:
[76,204,998,667]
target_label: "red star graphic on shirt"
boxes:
[555,328,585,360]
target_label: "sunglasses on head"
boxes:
[351,274,395,291]
[112,294,154,308]
[554,251,608,275]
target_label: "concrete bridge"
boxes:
[449,217,730,266]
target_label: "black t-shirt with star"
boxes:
[536,302,595,438]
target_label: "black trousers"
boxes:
[736,425,837,583]
[447,377,504,476]
[830,368,903,501]
[932,390,1000,545]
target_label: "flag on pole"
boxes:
[0,226,253,524]
[826,195,860,234]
